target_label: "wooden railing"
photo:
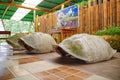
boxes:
[0,31,11,40]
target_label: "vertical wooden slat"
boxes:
[35,15,39,32]
[101,2,104,29]
[77,4,81,33]
[52,12,57,29]
[103,0,107,28]
[80,5,84,33]
[110,0,117,25]
[47,13,52,33]
[90,6,94,33]
[38,17,41,32]
[42,15,45,33]
[82,8,86,33]
[107,0,110,27]
[98,0,102,30]
[113,0,117,25]
[95,5,99,31]
[39,16,43,32]
[117,0,120,26]
[92,0,96,33]
[85,8,89,33]
[88,1,91,34]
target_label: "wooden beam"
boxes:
[0,1,50,12]
[49,0,72,12]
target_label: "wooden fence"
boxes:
[78,0,120,34]
[37,12,56,34]
[36,0,120,34]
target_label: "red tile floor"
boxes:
[0,45,120,80]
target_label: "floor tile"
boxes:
[7,54,33,60]
[64,75,83,80]
[46,68,61,74]
[41,74,60,80]
[85,75,111,80]
[0,60,18,68]
[75,71,92,79]
[8,65,30,77]
[20,61,62,73]
[15,56,42,64]
[34,72,60,80]
[33,71,50,78]
[0,68,15,80]
[54,71,72,78]
[57,66,70,71]
[65,68,80,74]
[10,74,39,80]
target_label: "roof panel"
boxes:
[0,15,1,18]
[0,11,4,14]
[0,0,78,21]
[22,10,44,21]
[36,11,44,16]
[5,12,15,15]
[36,6,51,10]
[27,11,44,16]
[21,17,33,21]
[27,11,33,15]
[0,4,7,9]
[0,0,10,2]
[4,15,11,19]
[47,0,65,4]
[8,6,18,11]
[13,1,23,4]
[24,14,33,18]
[38,1,56,8]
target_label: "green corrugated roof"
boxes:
[0,0,82,21]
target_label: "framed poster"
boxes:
[56,4,79,29]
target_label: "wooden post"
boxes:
[77,4,81,34]
[107,0,110,27]
[110,0,117,25]
[35,15,39,32]
[117,0,120,26]
[103,0,107,28]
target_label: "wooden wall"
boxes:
[36,0,120,34]
[117,0,120,26]
[37,12,56,34]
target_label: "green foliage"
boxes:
[77,0,93,7]
[95,26,120,36]
[0,19,35,44]
[95,25,120,52]
[3,19,35,34]
[109,38,120,52]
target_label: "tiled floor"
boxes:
[33,65,92,80]
[0,45,119,80]
[35,52,120,80]
[1,55,110,80]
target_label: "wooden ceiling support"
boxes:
[0,1,50,12]
[49,0,72,12]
